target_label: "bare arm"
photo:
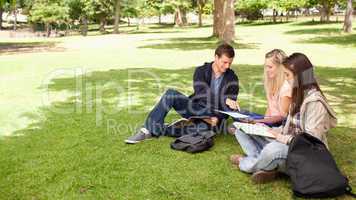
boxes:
[255,96,291,124]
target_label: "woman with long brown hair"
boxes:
[230,53,337,184]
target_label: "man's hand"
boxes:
[203,117,219,127]
[239,118,256,124]
[226,98,240,111]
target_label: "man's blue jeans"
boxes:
[144,89,212,137]
[234,129,289,173]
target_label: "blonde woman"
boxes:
[234,49,292,126]
[230,49,292,173]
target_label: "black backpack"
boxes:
[286,133,356,198]
[170,131,215,153]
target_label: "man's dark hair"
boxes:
[215,43,235,58]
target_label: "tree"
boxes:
[0,0,18,30]
[235,0,268,21]
[29,0,69,37]
[213,0,235,44]
[318,0,337,22]
[87,0,114,33]
[280,0,306,21]
[193,0,208,27]
[343,0,353,33]
[0,0,4,30]
[267,0,284,23]
[113,0,120,33]
[164,0,191,26]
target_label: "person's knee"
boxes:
[260,142,287,161]
[164,88,178,96]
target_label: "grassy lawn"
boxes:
[0,18,356,199]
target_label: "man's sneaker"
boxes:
[251,170,279,184]
[125,128,152,144]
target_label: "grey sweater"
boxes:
[274,89,337,148]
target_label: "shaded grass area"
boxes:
[285,26,356,47]
[291,20,343,26]
[139,36,259,50]
[0,65,355,199]
[237,21,292,26]
[0,41,62,55]
[285,28,342,35]
[305,33,356,47]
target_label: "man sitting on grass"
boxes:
[125,43,240,144]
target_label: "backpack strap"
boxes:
[346,186,356,198]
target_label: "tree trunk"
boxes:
[213,0,224,37]
[99,17,106,33]
[0,6,3,30]
[273,9,277,23]
[46,23,51,37]
[343,0,353,33]
[222,0,235,44]
[198,3,203,27]
[113,0,120,34]
[81,17,88,36]
[158,14,161,24]
[13,8,17,31]
[181,8,188,25]
[320,1,329,22]
[174,7,184,27]
[286,11,289,22]
[127,17,130,26]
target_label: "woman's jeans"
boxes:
[234,129,289,173]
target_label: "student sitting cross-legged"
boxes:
[229,49,292,130]
[230,53,337,184]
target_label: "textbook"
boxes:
[167,116,212,128]
[233,122,276,138]
[214,110,249,119]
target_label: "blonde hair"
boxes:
[264,49,287,97]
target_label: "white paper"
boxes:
[215,110,249,119]
[233,122,276,138]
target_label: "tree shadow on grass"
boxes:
[236,21,292,27]
[285,28,342,35]
[299,33,356,47]
[0,65,355,199]
[0,41,63,55]
[291,20,343,26]
[138,36,259,51]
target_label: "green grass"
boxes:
[1,18,356,199]
[0,65,356,199]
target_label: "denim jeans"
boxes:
[234,129,289,173]
[144,89,212,137]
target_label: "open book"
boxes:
[233,122,276,138]
[214,110,249,119]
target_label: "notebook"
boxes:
[214,110,249,119]
[233,122,276,138]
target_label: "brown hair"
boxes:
[282,53,323,115]
[215,43,235,58]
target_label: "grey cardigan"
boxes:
[274,89,337,148]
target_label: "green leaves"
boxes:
[29,0,69,24]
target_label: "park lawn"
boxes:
[0,64,355,199]
[1,19,356,136]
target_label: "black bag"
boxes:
[170,131,215,153]
[286,133,356,198]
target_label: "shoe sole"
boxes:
[124,139,140,144]
[251,171,278,184]
[124,137,153,144]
